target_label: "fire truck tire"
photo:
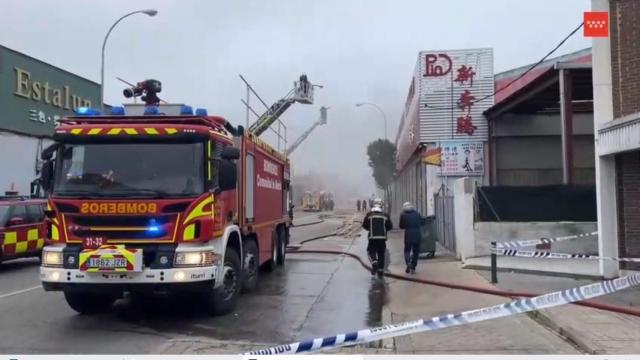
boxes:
[276,227,286,265]
[264,232,279,272]
[205,247,241,315]
[63,291,117,314]
[241,240,259,293]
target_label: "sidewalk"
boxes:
[371,231,579,354]
[475,269,640,354]
[376,230,640,354]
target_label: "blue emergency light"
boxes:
[180,105,193,115]
[144,106,160,115]
[75,107,101,116]
[111,106,125,115]
[195,108,208,116]
[146,219,160,234]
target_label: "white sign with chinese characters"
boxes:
[438,140,484,176]
[417,48,494,142]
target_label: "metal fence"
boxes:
[434,193,456,253]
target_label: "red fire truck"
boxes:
[37,102,294,315]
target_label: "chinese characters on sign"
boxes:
[438,141,484,176]
[29,109,61,125]
[454,64,477,136]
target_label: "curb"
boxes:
[527,310,601,354]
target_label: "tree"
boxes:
[366,139,396,190]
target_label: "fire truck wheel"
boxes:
[206,247,241,315]
[276,227,286,266]
[241,240,259,293]
[264,232,279,272]
[63,291,117,315]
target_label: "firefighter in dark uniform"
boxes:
[362,204,393,278]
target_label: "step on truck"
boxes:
[37,94,293,315]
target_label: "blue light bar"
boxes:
[111,106,125,115]
[146,219,161,234]
[180,105,193,115]
[195,108,208,116]
[144,106,159,115]
[75,107,101,116]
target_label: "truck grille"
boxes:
[65,214,177,242]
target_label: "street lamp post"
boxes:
[356,102,388,140]
[100,9,158,112]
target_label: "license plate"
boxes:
[87,257,127,269]
[80,245,143,272]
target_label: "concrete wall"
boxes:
[0,131,50,195]
[453,178,599,273]
[474,222,598,257]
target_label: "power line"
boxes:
[424,22,585,110]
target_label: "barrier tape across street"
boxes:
[244,273,640,355]
[492,248,640,263]
[494,231,598,249]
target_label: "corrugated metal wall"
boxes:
[417,48,494,142]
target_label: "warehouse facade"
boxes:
[0,45,101,195]
[389,48,494,220]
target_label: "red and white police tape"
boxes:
[244,273,640,355]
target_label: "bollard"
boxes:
[490,241,498,284]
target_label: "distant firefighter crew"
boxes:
[362,204,393,278]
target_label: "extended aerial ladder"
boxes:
[247,74,315,137]
[286,106,328,156]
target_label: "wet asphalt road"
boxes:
[0,211,383,354]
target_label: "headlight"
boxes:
[174,251,217,267]
[42,250,63,267]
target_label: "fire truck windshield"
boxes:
[53,142,205,198]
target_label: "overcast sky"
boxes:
[1,0,591,196]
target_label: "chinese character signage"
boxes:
[438,141,484,176]
[418,48,494,142]
[395,48,493,170]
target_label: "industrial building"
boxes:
[592,0,640,277]
[0,45,101,195]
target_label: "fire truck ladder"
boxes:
[243,74,315,137]
[286,107,328,156]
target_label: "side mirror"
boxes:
[7,217,25,227]
[221,147,240,160]
[41,160,54,193]
[219,160,237,191]
[41,143,60,161]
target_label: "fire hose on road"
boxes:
[286,233,640,318]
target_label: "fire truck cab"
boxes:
[38,104,291,315]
